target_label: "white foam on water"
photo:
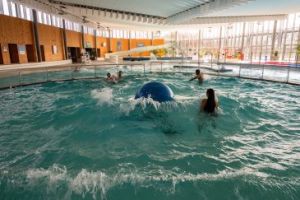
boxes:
[25,164,271,200]
[79,68,94,73]
[91,88,113,105]
[27,164,67,183]
[119,96,193,115]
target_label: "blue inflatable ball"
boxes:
[135,81,174,102]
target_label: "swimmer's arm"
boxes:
[189,76,197,81]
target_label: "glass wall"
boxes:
[172,13,300,64]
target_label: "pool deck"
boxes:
[0,60,150,73]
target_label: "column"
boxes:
[217,26,223,63]
[62,19,68,60]
[108,29,111,52]
[151,31,154,46]
[129,30,131,50]
[270,20,278,60]
[81,25,85,49]
[94,29,98,58]
[32,9,42,62]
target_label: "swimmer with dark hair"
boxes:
[201,88,219,113]
[106,73,117,83]
[190,69,204,83]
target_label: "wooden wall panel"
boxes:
[152,39,165,46]
[0,15,33,44]
[96,37,109,57]
[1,44,11,64]
[110,38,129,52]
[0,14,165,64]
[38,24,64,61]
[130,39,152,56]
[84,34,95,48]
[0,15,34,64]
[66,30,82,48]
[19,54,28,64]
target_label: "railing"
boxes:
[0,61,299,90]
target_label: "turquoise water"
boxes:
[0,71,300,200]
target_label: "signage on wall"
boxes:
[52,45,58,54]
[137,43,144,47]
[117,41,122,51]
[18,45,26,55]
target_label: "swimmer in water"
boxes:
[201,88,218,113]
[190,69,204,83]
[106,73,117,83]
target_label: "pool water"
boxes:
[0,72,300,200]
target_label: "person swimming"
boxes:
[201,88,218,113]
[190,69,204,83]
[106,73,117,83]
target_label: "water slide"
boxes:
[105,43,171,63]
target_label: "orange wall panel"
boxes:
[130,39,152,56]
[110,38,129,52]
[0,15,33,44]
[84,34,95,48]
[0,15,34,64]
[66,30,82,48]
[152,39,165,46]
[38,24,64,61]
[96,37,109,57]
[1,44,11,64]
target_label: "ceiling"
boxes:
[54,0,212,17]
[206,0,300,17]
[18,0,300,30]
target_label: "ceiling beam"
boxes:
[186,14,288,25]
[166,0,255,24]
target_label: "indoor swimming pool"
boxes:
[0,70,300,200]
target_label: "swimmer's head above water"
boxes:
[201,88,218,113]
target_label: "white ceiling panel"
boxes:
[55,0,211,17]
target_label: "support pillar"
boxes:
[270,20,278,60]
[241,22,246,51]
[217,26,223,63]
[151,31,154,46]
[32,9,42,62]
[108,29,111,52]
[81,25,85,49]
[94,29,98,58]
[129,31,131,50]
[198,29,201,67]
[62,19,68,60]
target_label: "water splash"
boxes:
[91,88,113,105]
[25,163,275,200]
[119,96,194,116]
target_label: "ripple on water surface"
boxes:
[0,74,300,200]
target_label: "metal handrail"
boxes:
[0,61,299,90]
